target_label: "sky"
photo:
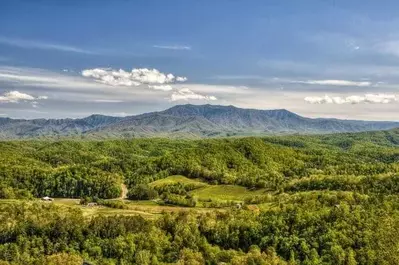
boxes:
[1,0,399,120]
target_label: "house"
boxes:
[41,196,54,202]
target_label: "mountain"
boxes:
[0,104,398,139]
[0,115,122,139]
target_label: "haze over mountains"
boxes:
[0,104,398,139]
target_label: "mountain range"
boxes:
[0,104,398,139]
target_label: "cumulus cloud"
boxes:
[176,76,187,82]
[170,88,217,101]
[0,91,47,104]
[296,79,371,87]
[0,66,193,105]
[82,68,187,90]
[153,45,191,50]
[305,94,398,104]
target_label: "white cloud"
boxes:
[148,85,173,91]
[0,66,184,104]
[113,112,130,117]
[0,91,35,102]
[90,99,124,103]
[344,39,361,51]
[0,66,114,90]
[170,88,217,101]
[1,66,399,121]
[296,79,371,87]
[213,74,373,88]
[153,45,191,50]
[82,68,141,86]
[0,36,94,54]
[213,75,265,80]
[305,94,398,104]
[173,84,251,95]
[176,76,187,82]
[0,91,47,104]
[82,68,187,90]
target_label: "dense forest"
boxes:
[0,129,399,264]
[1,129,398,199]
[2,192,399,265]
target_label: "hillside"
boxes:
[0,104,398,139]
[1,129,399,264]
[1,128,398,199]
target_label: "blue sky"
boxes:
[1,0,399,120]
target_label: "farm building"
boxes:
[41,196,54,202]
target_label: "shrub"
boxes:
[128,184,158,200]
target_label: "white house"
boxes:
[41,196,54,202]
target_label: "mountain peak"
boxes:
[81,114,122,127]
[0,104,398,139]
[163,104,298,119]
[164,104,286,113]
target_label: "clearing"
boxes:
[149,175,207,187]
[190,185,266,201]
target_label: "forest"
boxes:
[0,129,398,264]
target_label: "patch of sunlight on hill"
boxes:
[190,185,266,201]
[150,175,207,187]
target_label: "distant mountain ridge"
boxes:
[0,104,398,139]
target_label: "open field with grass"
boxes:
[56,198,222,218]
[149,175,207,187]
[190,184,266,201]
[149,175,267,202]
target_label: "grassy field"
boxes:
[150,175,267,202]
[149,175,207,187]
[190,185,266,201]
[53,199,218,218]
